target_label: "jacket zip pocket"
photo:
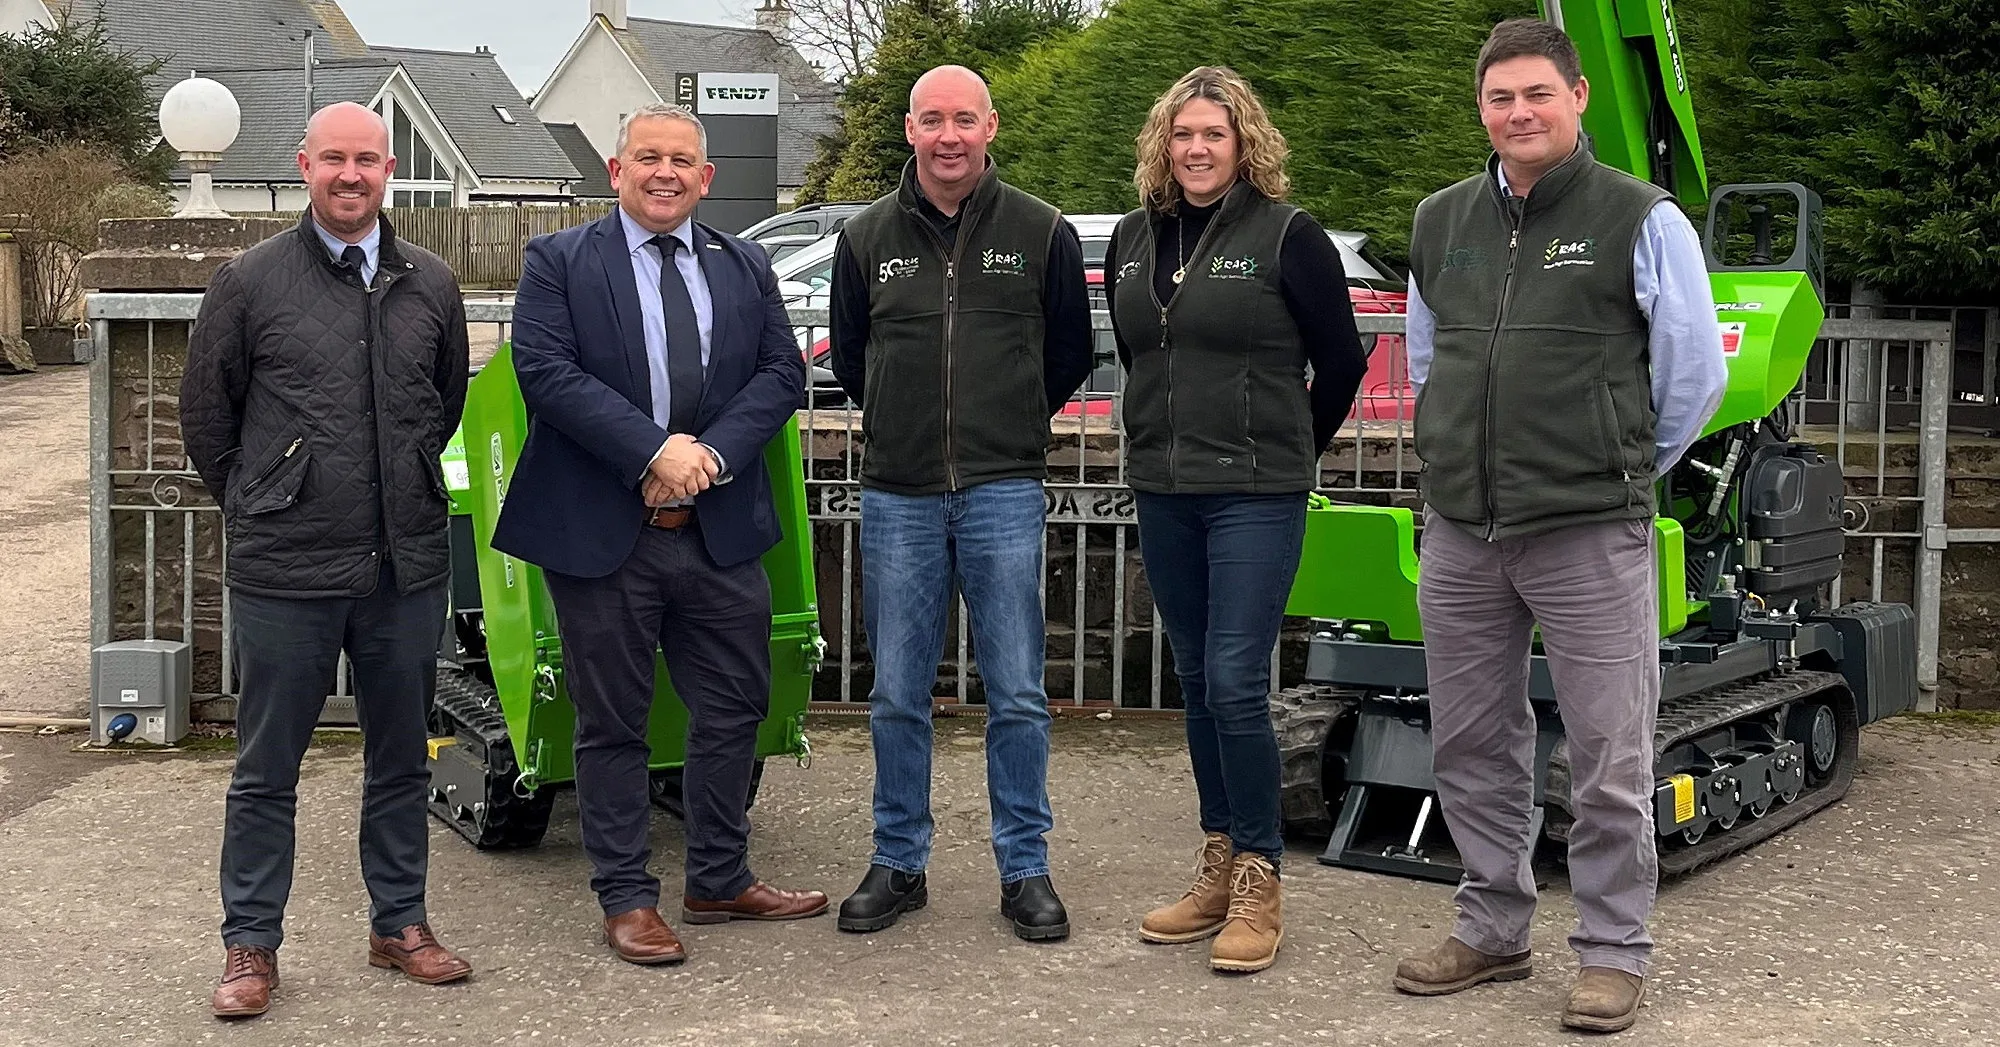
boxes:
[243,437,304,493]
[1593,381,1625,477]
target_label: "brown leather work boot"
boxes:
[1209,853,1283,972]
[604,906,687,965]
[210,944,278,1019]
[1140,832,1234,944]
[1563,967,1646,1032]
[368,922,472,984]
[1392,936,1533,995]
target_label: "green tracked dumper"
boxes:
[424,343,821,849]
[1269,1,1921,881]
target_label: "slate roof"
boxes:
[610,17,840,187]
[55,0,369,95]
[368,46,580,184]
[182,63,393,183]
[544,123,615,199]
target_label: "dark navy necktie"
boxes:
[341,245,368,284]
[649,234,703,434]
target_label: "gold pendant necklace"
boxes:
[1171,218,1187,284]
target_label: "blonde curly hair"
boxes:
[1133,66,1291,212]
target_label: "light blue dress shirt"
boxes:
[1406,161,1729,476]
[315,218,381,285]
[619,208,729,497]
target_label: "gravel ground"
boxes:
[0,714,1996,1047]
[0,367,90,716]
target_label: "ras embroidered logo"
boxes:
[1208,255,1260,280]
[1543,237,1597,269]
[877,256,920,283]
[981,248,1027,276]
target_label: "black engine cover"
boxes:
[1744,445,1845,603]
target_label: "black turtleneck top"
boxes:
[1103,196,1370,453]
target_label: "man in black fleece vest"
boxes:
[827,64,1093,941]
[1390,21,1727,1035]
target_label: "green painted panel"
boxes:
[449,342,818,784]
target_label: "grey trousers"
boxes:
[220,561,448,950]
[1417,509,1660,976]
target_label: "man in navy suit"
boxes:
[491,103,821,966]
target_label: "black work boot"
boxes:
[837,866,928,933]
[1000,875,1069,941]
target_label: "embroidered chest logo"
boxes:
[1208,255,1260,280]
[1542,237,1597,269]
[980,248,1027,276]
[877,256,921,283]
[1440,246,1488,272]
[1117,260,1143,280]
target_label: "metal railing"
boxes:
[85,292,1972,715]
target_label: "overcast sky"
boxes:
[336,0,752,98]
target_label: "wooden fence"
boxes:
[238,204,617,287]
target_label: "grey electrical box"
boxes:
[90,639,191,746]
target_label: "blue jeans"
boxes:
[861,477,1053,884]
[1136,491,1309,866]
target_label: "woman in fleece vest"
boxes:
[1105,65,1368,974]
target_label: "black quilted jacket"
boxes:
[181,214,469,598]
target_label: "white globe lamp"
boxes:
[159,77,241,219]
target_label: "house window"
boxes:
[494,106,515,124]
[376,93,455,207]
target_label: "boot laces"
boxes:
[1226,857,1274,921]
[1184,838,1230,899]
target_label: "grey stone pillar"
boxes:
[80,216,289,709]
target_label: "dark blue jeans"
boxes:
[1136,491,1309,867]
[860,478,1054,883]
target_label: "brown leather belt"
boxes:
[646,504,694,530]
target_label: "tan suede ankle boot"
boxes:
[1139,832,1234,944]
[1210,853,1282,972]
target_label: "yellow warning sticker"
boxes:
[1670,774,1696,824]
[426,736,456,759]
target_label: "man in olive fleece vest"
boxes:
[827,64,1093,942]
[1389,20,1728,1035]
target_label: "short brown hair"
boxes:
[1475,18,1581,95]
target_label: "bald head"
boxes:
[298,101,395,243]
[304,101,390,155]
[909,64,991,115]
[904,64,998,214]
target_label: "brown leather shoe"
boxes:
[1393,935,1533,995]
[682,881,830,924]
[367,922,472,985]
[211,944,278,1019]
[604,906,687,965]
[1563,967,1646,1032]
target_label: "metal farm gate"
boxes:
[85,292,1976,719]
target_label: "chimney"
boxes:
[755,0,791,45]
[590,0,627,31]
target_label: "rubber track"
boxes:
[1271,684,1362,839]
[431,668,554,850]
[1548,668,1857,878]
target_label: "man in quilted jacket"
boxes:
[181,101,472,1020]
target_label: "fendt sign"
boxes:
[695,72,780,115]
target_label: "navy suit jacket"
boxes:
[491,211,805,578]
